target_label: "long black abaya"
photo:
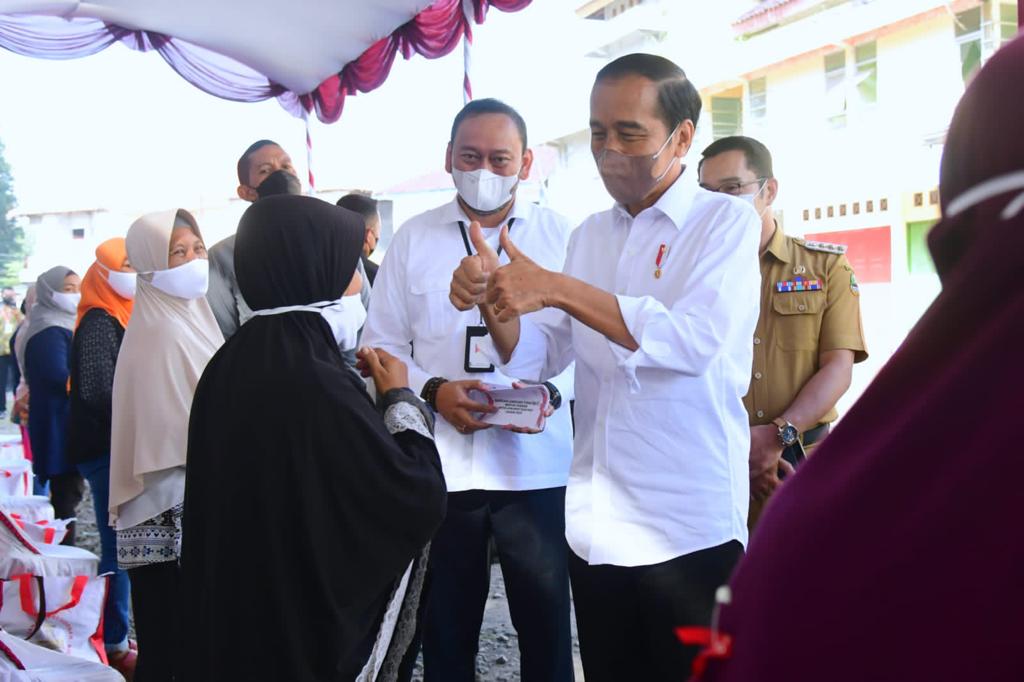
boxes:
[181,195,446,681]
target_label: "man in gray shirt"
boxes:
[207,139,370,365]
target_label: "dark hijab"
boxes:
[181,195,446,681]
[698,35,1024,682]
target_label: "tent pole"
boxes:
[304,110,316,194]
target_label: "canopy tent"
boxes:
[0,0,531,123]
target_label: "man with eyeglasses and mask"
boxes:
[207,140,371,365]
[448,54,760,680]
[699,136,867,529]
[361,98,575,682]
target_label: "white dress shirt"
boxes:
[361,197,575,493]
[504,168,761,567]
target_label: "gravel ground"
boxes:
[71,468,586,681]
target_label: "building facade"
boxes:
[540,0,1018,413]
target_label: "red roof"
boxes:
[733,0,824,32]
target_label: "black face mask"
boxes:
[2,296,14,307]
[256,170,302,199]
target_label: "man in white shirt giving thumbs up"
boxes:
[361,98,575,682]
[450,54,761,681]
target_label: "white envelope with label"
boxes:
[468,383,550,430]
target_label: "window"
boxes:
[748,77,767,120]
[824,50,847,128]
[1001,3,1019,43]
[906,220,937,274]
[71,228,85,240]
[955,7,983,83]
[711,96,743,140]
[854,41,877,105]
[955,2,1018,84]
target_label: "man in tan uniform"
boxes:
[699,136,867,527]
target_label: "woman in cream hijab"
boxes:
[109,208,223,681]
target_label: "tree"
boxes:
[0,138,26,285]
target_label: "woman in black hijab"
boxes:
[181,195,446,681]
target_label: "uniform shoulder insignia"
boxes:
[801,240,847,255]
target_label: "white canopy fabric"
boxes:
[0,0,430,93]
[0,0,531,122]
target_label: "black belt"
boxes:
[801,422,830,447]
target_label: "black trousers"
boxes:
[422,487,573,682]
[129,561,181,682]
[569,540,743,682]
[0,354,14,410]
[48,471,84,546]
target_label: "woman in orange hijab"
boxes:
[68,237,138,679]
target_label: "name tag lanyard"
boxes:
[457,218,515,372]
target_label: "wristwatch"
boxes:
[772,417,799,447]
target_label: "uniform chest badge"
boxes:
[776,276,822,293]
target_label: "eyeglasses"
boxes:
[699,178,768,196]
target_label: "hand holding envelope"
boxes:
[467,382,555,434]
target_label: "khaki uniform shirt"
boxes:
[745,225,868,427]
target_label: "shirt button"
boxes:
[754,372,763,380]
[756,410,765,418]
[753,337,761,345]
[798,304,807,312]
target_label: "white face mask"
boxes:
[321,294,366,350]
[51,291,81,314]
[99,264,137,300]
[738,180,770,218]
[452,168,520,213]
[147,258,210,300]
[251,293,367,350]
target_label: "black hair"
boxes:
[336,194,379,223]
[450,98,528,152]
[699,135,774,179]
[237,139,280,186]
[595,53,702,132]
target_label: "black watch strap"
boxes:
[543,381,562,411]
[420,377,448,411]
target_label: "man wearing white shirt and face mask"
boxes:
[361,98,575,682]
[450,54,762,680]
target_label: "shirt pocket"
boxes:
[771,291,825,350]
[409,277,454,338]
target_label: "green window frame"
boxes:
[748,77,767,120]
[906,220,937,275]
[711,96,743,140]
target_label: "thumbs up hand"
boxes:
[450,221,499,311]
[487,225,554,322]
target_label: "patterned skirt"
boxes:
[116,503,182,570]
